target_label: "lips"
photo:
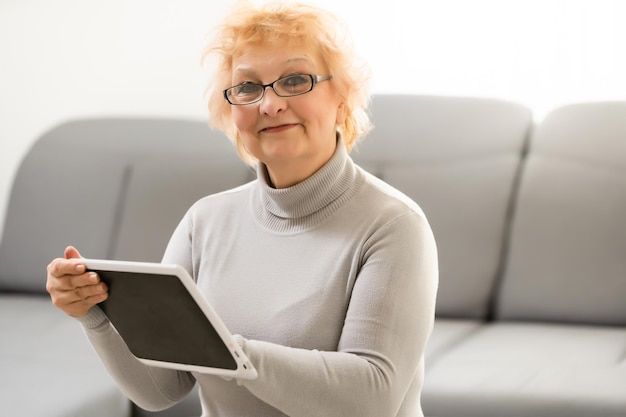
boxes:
[259,123,299,133]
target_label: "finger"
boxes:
[50,281,108,309]
[64,246,82,260]
[47,257,86,278]
[50,271,101,292]
[72,281,108,301]
[62,291,109,318]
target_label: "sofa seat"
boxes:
[422,322,626,417]
[0,294,130,417]
[425,319,484,365]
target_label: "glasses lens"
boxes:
[228,84,263,104]
[275,75,313,96]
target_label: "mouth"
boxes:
[259,123,299,134]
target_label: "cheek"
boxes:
[232,108,255,134]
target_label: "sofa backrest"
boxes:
[495,102,626,326]
[0,118,252,294]
[351,94,532,319]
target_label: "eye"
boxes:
[277,74,312,94]
[234,82,261,97]
[282,74,309,87]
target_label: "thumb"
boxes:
[64,246,83,260]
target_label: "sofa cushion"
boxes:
[0,147,127,293]
[351,94,532,319]
[496,102,626,325]
[422,322,626,417]
[0,294,130,417]
[112,155,252,263]
[0,118,246,293]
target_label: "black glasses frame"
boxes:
[223,74,332,105]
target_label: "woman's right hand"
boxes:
[46,246,108,317]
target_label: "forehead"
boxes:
[231,41,325,76]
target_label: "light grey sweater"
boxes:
[79,142,438,417]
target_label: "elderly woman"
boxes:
[46,1,438,416]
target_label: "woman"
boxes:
[46,2,438,416]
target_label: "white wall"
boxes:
[1,0,625,240]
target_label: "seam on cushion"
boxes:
[107,165,133,259]
[487,123,533,322]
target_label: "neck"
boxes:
[264,140,338,189]
[253,141,362,233]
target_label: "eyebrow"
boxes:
[233,56,316,76]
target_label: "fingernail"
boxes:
[76,264,86,273]
[89,273,98,283]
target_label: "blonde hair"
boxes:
[202,0,372,165]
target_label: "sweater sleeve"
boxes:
[75,214,197,412]
[79,311,196,411]
[237,211,438,417]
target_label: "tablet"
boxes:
[82,258,257,380]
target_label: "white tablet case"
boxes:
[82,258,257,380]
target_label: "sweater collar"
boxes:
[254,138,361,232]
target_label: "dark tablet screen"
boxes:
[94,270,237,370]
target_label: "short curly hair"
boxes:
[202,1,372,165]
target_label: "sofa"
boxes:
[0,94,624,417]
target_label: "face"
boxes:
[230,41,346,188]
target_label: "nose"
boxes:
[259,86,287,117]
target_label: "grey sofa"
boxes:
[357,96,626,416]
[1,95,624,417]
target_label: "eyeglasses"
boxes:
[223,74,332,105]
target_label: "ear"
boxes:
[336,102,347,126]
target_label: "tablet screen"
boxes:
[96,270,237,371]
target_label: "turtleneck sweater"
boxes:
[78,142,438,417]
